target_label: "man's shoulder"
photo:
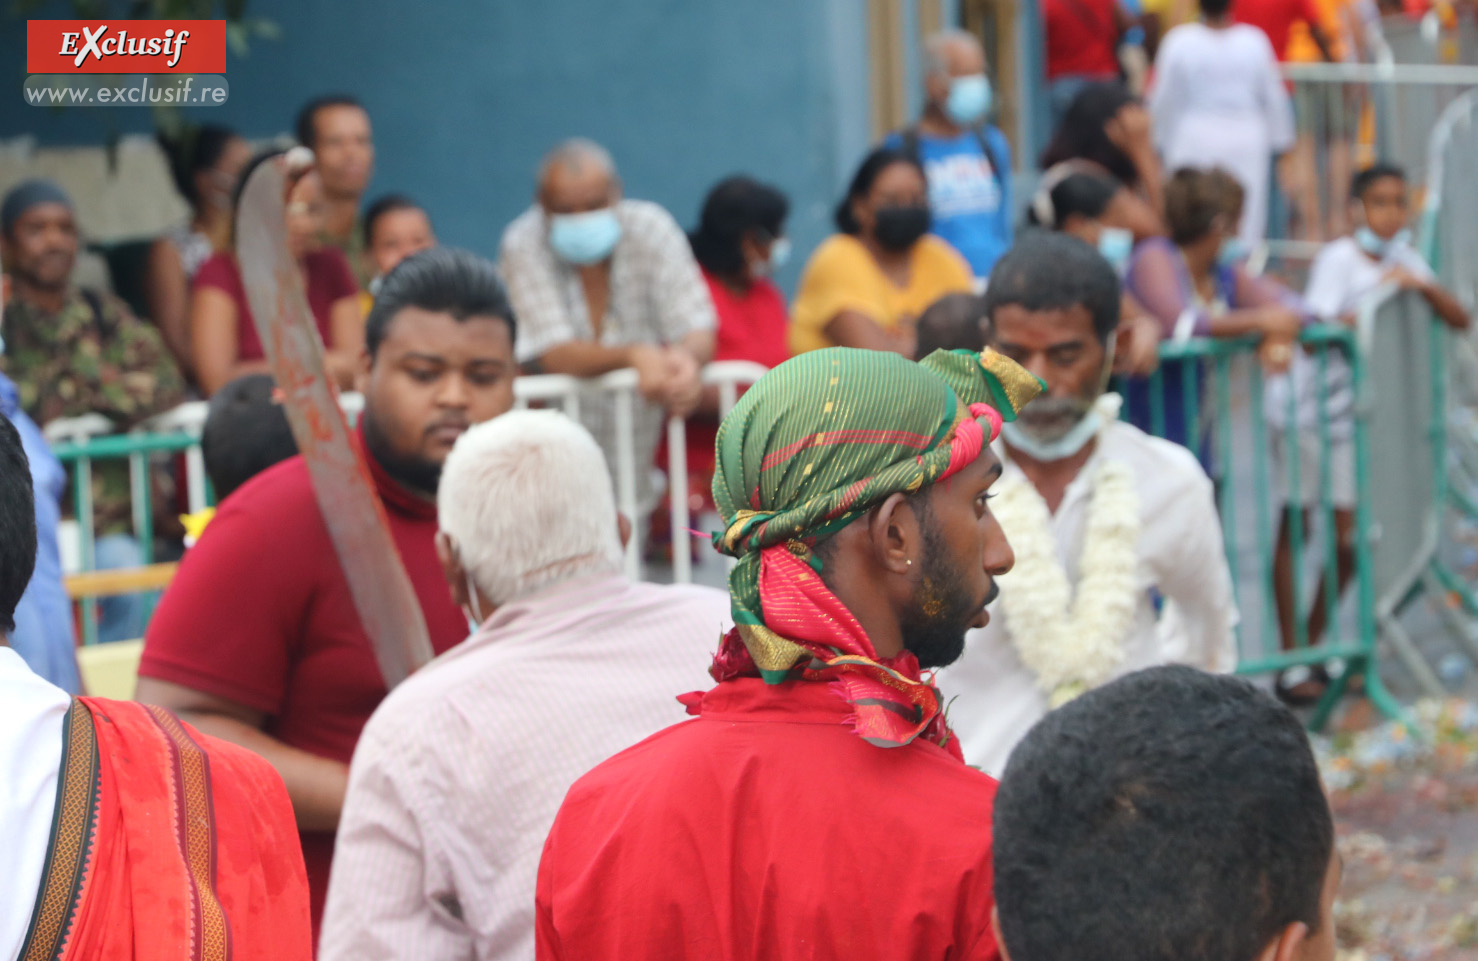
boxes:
[1313,236,1363,269]
[210,454,321,528]
[499,205,546,250]
[623,579,731,616]
[1102,420,1211,495]
[617,198,684,242]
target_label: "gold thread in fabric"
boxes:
[737,623,810,673]
[19,700,101,961]
[980,348,1044,413]
[147,705,230,961]
[723,510,765,553]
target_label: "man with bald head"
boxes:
[886,30,1014,278]
[498,139,716,532]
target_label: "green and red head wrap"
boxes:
[708,347,1043,752]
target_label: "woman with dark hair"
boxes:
[146,124,251,378]
[790,147,972,355]
[1040,82,1166,239]
[689,175,792,371]
[1149,0,1294,245]
[190,148,363,396]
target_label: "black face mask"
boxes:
[873,204,931,251]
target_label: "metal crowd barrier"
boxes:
[48,361,770,640]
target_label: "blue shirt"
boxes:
[885,126,1014,277]
[1,372,80,693]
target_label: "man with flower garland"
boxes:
[938,232,1237,776]
[534,346,1043,961]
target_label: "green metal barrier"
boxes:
[52,431,201,646]
[1123,325,1402,728]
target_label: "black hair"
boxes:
[201,374,299,501]
[995,665,1334,961]
[295,94,365,150]
[1201,0,1234,16]
[983,231,1121,343]
[157,123,239,207]
[0,414,37,636]
[363,194,426,249]
[1027,170,1118,229]
[834,147,927,235]
[914,292,990,358]
[365,247,516,357]
[689,176,789,277]
[1351,161,1407,200]
[229,147,288,222]
[1040,83,1141,187]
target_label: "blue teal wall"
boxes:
[2,0,875,290]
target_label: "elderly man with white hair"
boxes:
[884,29,1014,278]
[319,410,729,961]
[498,138,717,529]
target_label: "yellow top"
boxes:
[1287,0,1350,62]
[788,234,974,355]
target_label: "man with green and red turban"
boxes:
[535,346,1042,961]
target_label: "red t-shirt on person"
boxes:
[536,677,1002,960]
[1044,0,1122,80]
[137,430,467,937]
[193,247,359,361]
[1235,0,1324,58]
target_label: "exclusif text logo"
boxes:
[26,20,227,74]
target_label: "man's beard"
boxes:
[1014,393,1095,444]
[362,408,442,496]
[898,516,993,669]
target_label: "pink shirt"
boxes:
[318,573,731,961]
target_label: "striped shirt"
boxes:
[319,572,730,961]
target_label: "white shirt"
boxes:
[319,572,731,961]
[938,420,1238,776]
[1149,23,1294,154]
[1264,236,1434,437]
[0,645,70,961]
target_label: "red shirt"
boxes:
[1044,0,1122,80]
[535,677,1001,961]
[193,248,358,362]
[138,434,467,935]
[1235,0,1323,58]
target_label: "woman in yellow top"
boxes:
[790,147,974,355]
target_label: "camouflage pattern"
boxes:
[2,288,187,535]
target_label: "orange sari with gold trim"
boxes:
[17,698,312,961]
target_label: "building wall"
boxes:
[1,0,876,292]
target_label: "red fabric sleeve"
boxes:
[192,251,243,298]
[138,478,313,716]
[317,246,361,299]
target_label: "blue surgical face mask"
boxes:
[768,237,791,271]
[1354,225,1411,259]
[1216,237,1248,268]
[548,208,623,265]
[945,74,993,126]
[1002,409,1102,462]
[1097,226,1134,274]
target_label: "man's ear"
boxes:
[617,512,632,550]
[436,531,468,607]
[991,906,1014,961]
[1255,921,1309,961]
[869,491,920,576]
[355,347,373,394]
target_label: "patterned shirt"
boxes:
[2,288,186,533]
[498,200,716,514]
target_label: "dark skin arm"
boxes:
[133,677,348,831]
[143,238,195,379]
[824,309,917,356]
[1390,268,1470,330]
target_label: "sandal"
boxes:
[1275,664,1330,706]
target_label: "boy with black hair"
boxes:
[993,665,1340,961]
[1267,162,1468,702]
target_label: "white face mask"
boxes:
[463,568,486,634]
[1002,409,1102,462]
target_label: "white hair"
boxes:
[437,410,623,606]
[537,137,618,185]
[923,29,984,80]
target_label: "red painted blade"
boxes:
[236,158,433,688]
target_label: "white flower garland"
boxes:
[992,454,1141,708]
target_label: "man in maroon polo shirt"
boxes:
[136,247,516,936]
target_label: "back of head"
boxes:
[1165,167,1244,245]
[1028,166,1118,230]
[366,247,516,357]
[690,175,789,276]
[438,410,623,605]
[914,292,990,358]
[1040,82,1138,185]
[157,123,238,207]
[1351,161,1406,201]
[994,665,1334,961]
[0,414,37,635]
[295,94,364,149]
[984,231,1120,342]
[835,147,924,234]
[201,374,298,501]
